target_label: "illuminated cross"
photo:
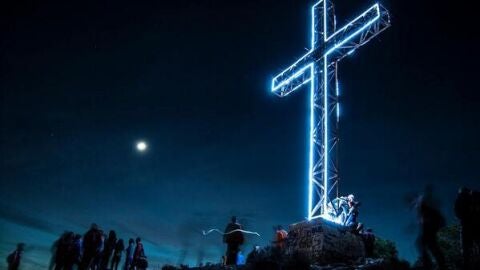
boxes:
[271,0,390,221]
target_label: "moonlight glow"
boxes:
[136,141,147,152]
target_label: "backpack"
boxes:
[6,251,16,264]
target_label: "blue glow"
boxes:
[270,0,388,221]
[336,80,340,122]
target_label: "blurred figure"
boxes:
[110,239,124,270]
[223,216,245,266]
[55,231,74,270]
[92,232,105,269]
[6,243,25,270]
[361,228,375,258]
[133,237,147,270]
[273,225,288,250]
[414,185,446,270]
[65,234,83,270]
[101,230,117,269]
[79,223,103,270]
[344,194,360,228]
[124,238,135,270]
[455,187,480,269]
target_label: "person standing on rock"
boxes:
[223,216,244,266]
[361,228,375,258]
[344,194,360,228]
[273,225,288,250]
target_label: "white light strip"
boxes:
[269,1,387,221]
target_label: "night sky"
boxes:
[1,0,479,268]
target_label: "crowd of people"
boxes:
[6,223,148,270]
[50,223,148,270]
[54,223,147,270]
[5,187,480,270]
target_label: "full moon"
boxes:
[136,141,147,152]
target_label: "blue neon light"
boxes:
[270,0,389,221]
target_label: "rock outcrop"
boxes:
[286,218,365,265]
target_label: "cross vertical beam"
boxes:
[271,0,390,221]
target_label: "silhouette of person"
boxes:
[6,243,24,270]
[415,186,446,270]
[92,231,105,269]
[455,187,474,269]
[110,239,124,270]
[361,228,375,258]
[471,190,480,267]
[54,231,74,270]
[133,237,147,270]
[124,238,135,270]
[79,223,103,270]
[64,234,83,270]
[101,230,117,269]
[223,216,244,265]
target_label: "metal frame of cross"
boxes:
[271,0,390,221]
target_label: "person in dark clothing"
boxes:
[64,234,83,270]
[223,216,245,266]
[133,237,147,270]
[414,186,446,270]
[455,187,473,269]
[55,232,75,270]
[361,228,375,258]
[6,243,24,270]
[472,190,480,262]
[79,223,103,270]
[110,239,124,270]
[92,232,105,270]
[124,238,135,270]
[101,230,117,269]
[55,231,75,270]
[456,187,480,269]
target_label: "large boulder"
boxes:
[286,218,365,265]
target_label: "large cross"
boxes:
[271,0,390,221]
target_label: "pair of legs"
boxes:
[417,230,446,270]
[461,225,480,270]
[226,243,240,265]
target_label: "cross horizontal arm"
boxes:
[271,52,314,97]
[325,4,390,61]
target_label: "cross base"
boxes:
[286,218,365,264]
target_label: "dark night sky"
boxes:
[1,0,479,268]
